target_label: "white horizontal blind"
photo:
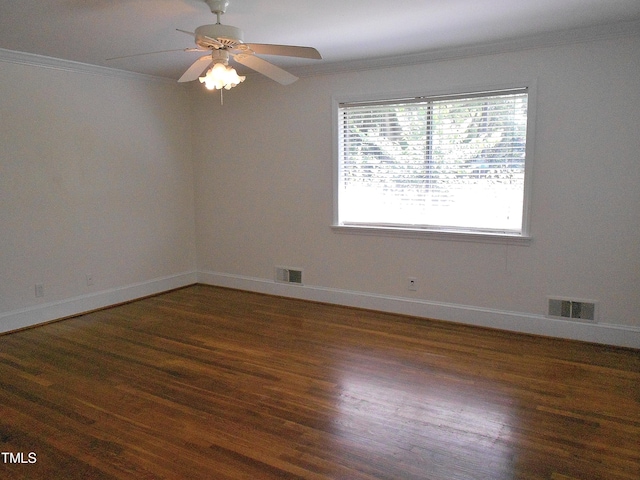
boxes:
[338,89,529,234]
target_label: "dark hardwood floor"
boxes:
[0,285,638,479]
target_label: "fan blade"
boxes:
[241,44,321,59]
[232,53,298,85]
[179,28,225,50]
[202,35,225,49]
[106,48,204,61]
[178,55,213,83]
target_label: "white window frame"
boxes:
[332,81,536,245]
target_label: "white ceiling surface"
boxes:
[1,0,639,81]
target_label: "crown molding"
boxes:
[1,19,638,85]
[291,18,640,78]
[0,47,176,85]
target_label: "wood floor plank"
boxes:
[0,284,638,479]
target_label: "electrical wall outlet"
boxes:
[408,277,417,292]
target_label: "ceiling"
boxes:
[1,0,639,82]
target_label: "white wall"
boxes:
[192,34,640,346]
[0,59,197,331]
[1,33,638,347]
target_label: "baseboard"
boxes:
[0,271,198,334]
[198,270,640,349]
[4,270,638,349]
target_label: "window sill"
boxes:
[331,225,532,246]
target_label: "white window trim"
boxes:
[331,80,537,245]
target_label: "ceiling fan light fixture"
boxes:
[199,62,246,90]
[175,0,320,90]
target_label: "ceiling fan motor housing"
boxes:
[195,24,244,49]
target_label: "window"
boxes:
[335,87,533,240]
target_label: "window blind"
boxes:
[337,88,529,234]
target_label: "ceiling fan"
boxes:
[177,0,322,90]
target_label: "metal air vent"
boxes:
[548,297,597,322]
[275,267,303,285]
